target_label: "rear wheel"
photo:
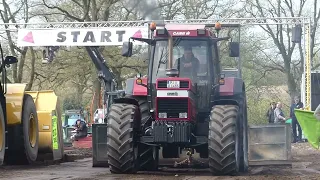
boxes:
[0,103,5,165]
[107,103,139,174]
[239,100,249,172]
[209,105,240,175]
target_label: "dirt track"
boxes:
[1,143,320,180]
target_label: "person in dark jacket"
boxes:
[290,96,304,143]
[72,119,88,140]
[266,102,276,123]
[174,46,200,79]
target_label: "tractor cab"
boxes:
[122,22,239,116]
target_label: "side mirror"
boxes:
[4,56,18,65]
[122,41,133,57]
[229,42,240,57]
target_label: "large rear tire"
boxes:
[0,103,5,165]
[209,105,240,175]
[107,103,139,174]
[239,100,249,172]
[6,94,39,165]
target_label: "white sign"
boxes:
[17,28,148,47]
[167,80,180,88]
[157,90,189,97]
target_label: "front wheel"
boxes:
[208,105,240,175]
[107,103,140,174]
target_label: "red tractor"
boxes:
[106,22,248,175]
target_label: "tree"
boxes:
[243,0,320,99]
[0,0,37,90]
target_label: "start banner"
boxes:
[17,27,148,47]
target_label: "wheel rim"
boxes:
[29,114,37,148]
[0,118,3,151]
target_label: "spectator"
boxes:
[274,102,288,123]
[314,104,320,121]
[72,119,88,140]
[290,96,303,143]
[266,102,276,123]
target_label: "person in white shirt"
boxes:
[314,104,320,121]
[274,102,288,123]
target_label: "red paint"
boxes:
[155,97,195,122]
[133,77,148,96]
[219,77,235,96]
[23,31,34,43]
[156,77,191,90]
[153,24,210,37]
[72,136,92,149]
[132,30,142,38]
[154,30,209,37]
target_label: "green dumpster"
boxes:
[294,109,320,149]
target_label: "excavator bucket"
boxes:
[248,124,292,166]
[294,109,320,149]
[26,90,64,162]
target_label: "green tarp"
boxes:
[294,109,320,149]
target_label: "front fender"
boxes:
[113,97,140,107]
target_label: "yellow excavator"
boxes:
[0,44,64,165]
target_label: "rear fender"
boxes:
[26,90,64,160]
[125,77,148,96]
[214,78,246,107]
[6,84,27,125]
[219,77,244,96]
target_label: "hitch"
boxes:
[173,148,206,168]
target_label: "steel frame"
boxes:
[0,17,312,110]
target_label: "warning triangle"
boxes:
[23,31,34,43]
[132,30,142,38]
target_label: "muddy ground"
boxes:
[1,143,320,180]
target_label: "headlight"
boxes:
[179,112,188,118]
[158,113,167,118]
[98,118,103,123]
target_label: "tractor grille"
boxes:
[157,80,189,88]
[157,98,188,118]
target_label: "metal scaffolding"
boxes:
[0,17,310,30]
[0,17,312,110]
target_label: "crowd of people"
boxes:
[265,96,304,143]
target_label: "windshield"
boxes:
[151,39,209,83]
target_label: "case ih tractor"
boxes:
[106,22,248,175]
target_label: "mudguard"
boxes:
[6,84,27,125]
[125,77,147,96]
[219,77,245,96]
[26,90,64,161]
